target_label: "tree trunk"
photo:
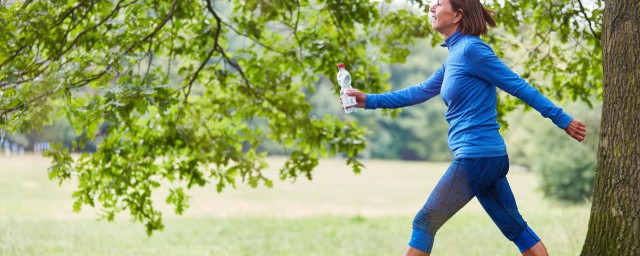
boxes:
[580,0,640,255]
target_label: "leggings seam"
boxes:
[487,186,533,241]
[431,161,460,250]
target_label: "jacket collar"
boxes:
[441,30,463,48]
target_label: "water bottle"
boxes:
[337,63,358,113]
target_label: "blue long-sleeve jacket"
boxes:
[365,30,573,158]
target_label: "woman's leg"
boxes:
[407,159,476,255]
[403,246,430,256]
[475,156,548,255]
[522,242,548,256]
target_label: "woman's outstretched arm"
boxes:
[464,42,587,141]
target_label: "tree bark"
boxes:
[580,0,640,255]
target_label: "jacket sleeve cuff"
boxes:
[364,94,377,109]
[554,113,574,129]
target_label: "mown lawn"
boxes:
[0,155,589,255]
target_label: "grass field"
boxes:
[0,155,589,255]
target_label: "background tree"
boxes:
[580,0,640,254]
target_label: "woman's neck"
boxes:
[441,26,460,39]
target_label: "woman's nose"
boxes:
[429,4,436,13]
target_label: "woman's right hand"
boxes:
[339,90,366,108]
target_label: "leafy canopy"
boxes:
[0,0,435,234]
[0,0,601,234]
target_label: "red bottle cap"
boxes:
[337,63,345,69]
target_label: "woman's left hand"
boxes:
[565,119,587,142]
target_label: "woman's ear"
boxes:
[454,9,464,24]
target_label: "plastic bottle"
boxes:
[337,63,358,113]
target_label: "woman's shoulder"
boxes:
[461,37,495,58]
[460,35,490,49]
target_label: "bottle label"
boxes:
[341,95,358,108]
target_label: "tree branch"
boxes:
[144,38,154,82]
[0,61,114,117]
[183,46,216,103]
[68,67,111,89]
[576,0,601,40]
[2,0,176,116]
[0,45,27,70]
[53,0,92,26]
[165,14,176,81]
[0,87,56,116]
[50,0,125,64]
[181,0,223,103]
[124,0,177,53]
[57,0,96,55]
[4,2,107,86]
[205,0,290,115]
[204,1,288,55]
[291,0,305,69]
[19,0,34,9]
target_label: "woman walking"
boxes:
[344,0,587,255]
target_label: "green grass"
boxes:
[0,155,589,255]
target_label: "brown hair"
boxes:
[449,0,496,36]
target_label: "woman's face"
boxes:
[430,0,461,37]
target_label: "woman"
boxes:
[344,0,587,255]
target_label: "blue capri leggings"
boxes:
[409,155,540,254]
